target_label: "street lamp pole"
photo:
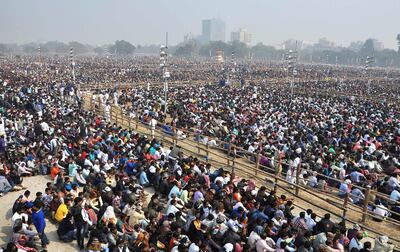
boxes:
[70,47,76,85]
[286,49,297,103]
[365,56,374,95]
[160,32,170,114]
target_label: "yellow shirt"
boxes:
[55,203,68,222]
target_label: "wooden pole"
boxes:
[274,170,279,192]
[295,162,301,196]
[255,153,260,176]
[90,95,93,110]
[232,147,236,174]
[361,185,372,223]
[206,141,209,162]
[342,193,349,220]
[227,144,231,169]
[197,132,200,154]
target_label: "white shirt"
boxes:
[374,204,389,218]
[188,243,200,252]
[349,237,363,251]
[11,212,22,227]
[41,122,49,132]
[306,218,317,231]
[150,118,157,128]
[390,190,400,202]
[248,145,256,153]
[388,177,400,189]
[166,204,180,216]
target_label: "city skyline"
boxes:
[0,0,399,49]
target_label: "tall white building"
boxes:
[231,28,252,46]
[202,19,226,43]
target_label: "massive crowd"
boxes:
[0,55,398,252]
[113,79,400,219]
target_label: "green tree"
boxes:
[69,41,91,54]
[251,43,280,59]
[42,41,68,53]
[108,40,135,55]
[22,43,39,54]
[360,39,375,57]
[230,41,249,58]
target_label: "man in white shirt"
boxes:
[390,187,400,202]
[349,234,364,251]
[388,176,400,190]
[41,121,49,135]
[373,203,389,221]
[306,213,317,231]
[351,187,365,205]
[150,117,157,139]
[104,103,111,122]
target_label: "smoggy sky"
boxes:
[0,0,399,49]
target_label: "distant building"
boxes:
[230,28,252,46]
[371,39,384,51]
[202,19,226,43]
[183,33,195,43]
[349,41,364,51]
[313,38,336,51]
[282,39,303,50]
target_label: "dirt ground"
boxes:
[0,176,154,252]
[0,176,80,252]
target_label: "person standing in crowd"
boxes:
[31,202,49,249]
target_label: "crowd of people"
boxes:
[108,76,400,220]
[0,55,399,252]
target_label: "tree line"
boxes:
[1,37,400,68]
[0,40,136,56]
[173,38,400,68]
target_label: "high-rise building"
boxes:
[231,28,252,46]
[202,19,226,43]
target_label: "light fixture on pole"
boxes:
[286,48,297,103]
[38,46,41,61]
[365,56,374,95]
[70,47,76,85]
[160,32,170,114]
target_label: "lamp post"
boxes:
[365,56,374,95]
[70,47,76,85]
[286,49,297,103]
[160,33,170,114]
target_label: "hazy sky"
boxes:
[1,0,399,49]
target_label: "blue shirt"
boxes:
[168,185,181,199]
[339,183,349,196]
[125,161,137,175]
[139,171,150,185]
[32,209,46,233]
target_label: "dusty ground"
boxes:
[0,176,79,252]
[0,176,155,252]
